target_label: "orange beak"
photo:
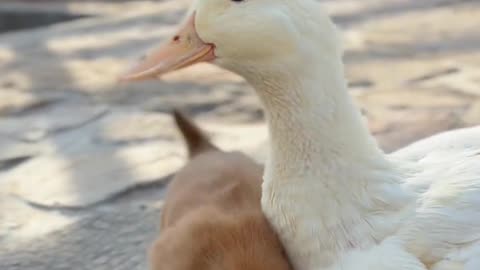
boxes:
[120,13,215,82]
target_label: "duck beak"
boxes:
[120,13,215,82]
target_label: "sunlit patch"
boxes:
[0,46,16,65]
[0,72,32,92]
[162,63,243,85]
[66,0,190,17]
[11,211,78,242]
[63,58,129,92]
[46,29,172,55]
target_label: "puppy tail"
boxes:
[172,109,218,158]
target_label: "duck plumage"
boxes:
[121,0,480,269]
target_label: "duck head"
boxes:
[121,0,341,82]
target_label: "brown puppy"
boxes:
[149,110,291,270]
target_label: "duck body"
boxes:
[257,59,480,270]
[261,124,480,270]
[393,126,480,269]
[121,0,480,269]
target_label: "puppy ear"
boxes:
[172,109,219,158]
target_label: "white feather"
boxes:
[186,0,480,269]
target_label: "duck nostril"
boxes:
[173,35,180,42]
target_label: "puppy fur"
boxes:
[149,110,292,270]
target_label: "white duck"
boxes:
[121,0,480,269]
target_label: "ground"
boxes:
[0,0,479,269]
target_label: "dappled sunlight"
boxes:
[357,2,480,36]
[67,0,189,17]
[96,111,175,143]
[0,46,16,66]
[3,113,178,209]
[1,0,480,268]
[113,140,183,184]
[46,27,171,55]
[201,120,268,153]
[4,149,139,208]
[343,3,480,61]
[413,64,480,96]
[163,63,244,85]
[0,90,45,115]
[62,58,130,91]
[0,71,33,92]
[0,192,77,243]
[9,207,78,243]
[7,154,84,206]
[0,137,53,170]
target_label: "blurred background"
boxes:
[0,0,479,269]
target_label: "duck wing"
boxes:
[392,136,480,268]
[390,126,480,162]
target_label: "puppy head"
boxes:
[150,208,291,270]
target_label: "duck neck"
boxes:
[244,56,413,262]
[247,57,389,186]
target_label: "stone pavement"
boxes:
[0,0,479,269]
